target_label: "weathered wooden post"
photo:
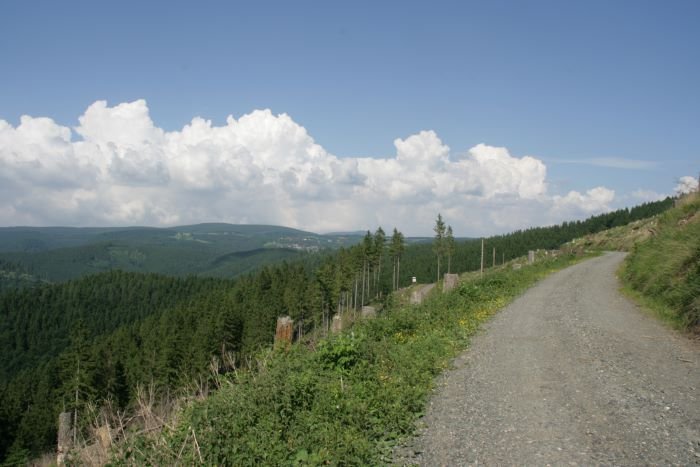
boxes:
[274,316,294,349]
[443,273,459,292]
[492,247,496,268]
[528,250,535,264]
[331,314,343,334]
[57,411,72,465]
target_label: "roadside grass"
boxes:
[618,280,686,330]
[111,252,589,466]
[620,192,699,332]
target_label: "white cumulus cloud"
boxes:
[675,176,699,195]
[552,187,616,217]
[0,99,628,235]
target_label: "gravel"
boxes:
[394,252,700,466]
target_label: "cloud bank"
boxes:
[0,99,636,235]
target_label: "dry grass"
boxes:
[563,217,659,253]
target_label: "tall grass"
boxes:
[110,253,585,466]
[621,192,700,331]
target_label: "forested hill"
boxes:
[0,224,319,253]
[0,262,317,461]
[0,223,361,283]
[0,260,46,293]
[0,197,674,463]
[0,271,230,383]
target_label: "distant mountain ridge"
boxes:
[0,223,364,283]
[0,223,321,252]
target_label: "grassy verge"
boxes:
[112,253,589,466]
[618,278,686,330]
[619,192,699,332]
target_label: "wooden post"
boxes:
[274,316,294,349]
[331,314,343,334]
[480,238,484,277]
[57,411,72,465]
[528,250,535,265]
[492,247,496,268]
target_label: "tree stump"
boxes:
[443,273,459,292]
[57,411,72,465]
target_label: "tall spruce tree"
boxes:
[58,320,96,445]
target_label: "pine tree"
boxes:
[58,320,96,445]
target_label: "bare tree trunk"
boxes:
[366,263,371,303]
[397,256,401,289]
[361,261,366,307]
[480,239,484,277]
[73,359,79,446]
[354,276,358,311]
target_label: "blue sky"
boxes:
[0,1,698,234]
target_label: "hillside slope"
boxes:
[621,192,700,331]
[563,216,659,252]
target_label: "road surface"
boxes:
[395,252,700,465]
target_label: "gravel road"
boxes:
[396,252,700,465]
